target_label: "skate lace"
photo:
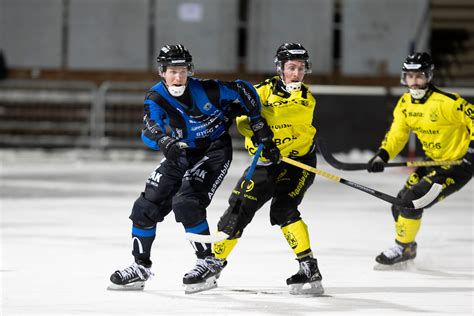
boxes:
[186,257,222,277]
[299,261,313,278]
[118,263,153,281]
[382,245,404,259]
[185,259,208,277]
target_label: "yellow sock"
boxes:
[281,219,313,259]
[395,216,421,244]
[213,238,238,260]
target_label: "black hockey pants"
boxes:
[130,134,233,228]
[220,150,316,237]
[392,163,472,220]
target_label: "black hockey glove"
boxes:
[367,148,389,173]
[460,141,474,175]
[158,136,185,160]
[250,117,280,164]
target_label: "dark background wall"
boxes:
[315,92,474,155]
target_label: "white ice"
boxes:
[1,149,473,315]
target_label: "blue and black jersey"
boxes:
[142,77,262,150]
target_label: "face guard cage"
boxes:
[400,68,433,86]
[400,60,434,85]
[158,62,195,76]
[275,60,312,75]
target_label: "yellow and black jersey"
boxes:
[236,76,317,160]
[381,85,474,161]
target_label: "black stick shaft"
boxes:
[317,137,461,171]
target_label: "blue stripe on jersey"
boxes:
[144,98,168,131]
[184,220,209,234]
[217,80,240,103]
[132,225,156,237]
[141,132,160,150]
[149,78,228,148]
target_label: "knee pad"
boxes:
[217,209,244,239]
[129,193,169,227]
[400,207,423,219]
[172,195,206,226]
[393,202,424,220]
[397,187,426,219]
[270,208,301,226]
[391,205,401,222]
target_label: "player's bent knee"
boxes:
[270,209,301,226]
[129,193,166,227]
[172,197,206,225]
[391,205,401,221]
[400,208,423,219]
[392,195,423,219]
[397,187,428,219]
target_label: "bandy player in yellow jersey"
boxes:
[213,43,323,295]
[368,52,473,269]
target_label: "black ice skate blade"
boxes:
[107,281,145,291]
[289,281,324,296]
[374,260,414,271]
[184,276,218,294]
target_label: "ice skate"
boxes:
[286,257,324,295]
[108,262,154,290]
[374,242,417,271]
[183,256,227,294]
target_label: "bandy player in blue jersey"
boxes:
[108,44,279,294]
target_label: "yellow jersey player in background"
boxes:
[368,52,473,269]
[213,43,323,295]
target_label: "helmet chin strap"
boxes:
[281,75,302,93]
[168,85,186,97]
[280,73,301,93]
[285,82,302,93]
[409,86,428,99]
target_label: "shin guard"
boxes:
[213,237,239,260]
[281,219,313,259]
[185,220,212,259]
[395,216,421,245]
[132,225,156,267]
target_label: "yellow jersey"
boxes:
[381,85,474,161]
[236,76,317,161]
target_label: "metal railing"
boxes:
[1,79,473,151]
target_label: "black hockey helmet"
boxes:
[401,52,434,85]
[274,43,312,73]
[157,44,194,75]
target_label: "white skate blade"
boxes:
[289,281,324,296]
[184,276,217,294]
[374,260,414,271]
[107,281,145,291]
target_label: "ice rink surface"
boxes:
[1,149,473,315]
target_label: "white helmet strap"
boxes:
[168,85,186,97]
[409,87,428,99]
[285,82,302,93]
